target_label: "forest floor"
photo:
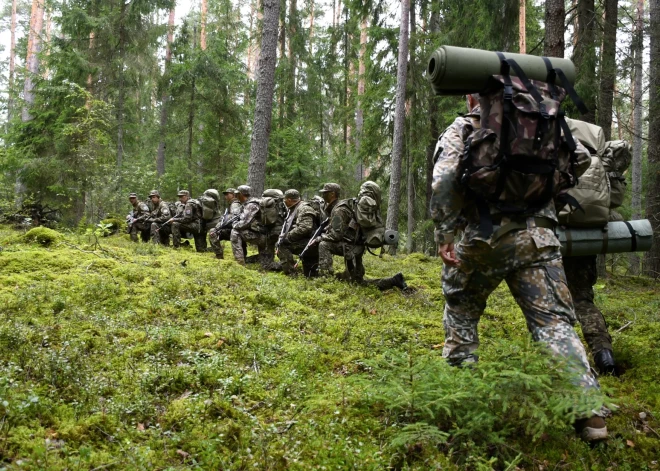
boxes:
[0,225,658,470]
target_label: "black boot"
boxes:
[594,349,617,375]
[392,272,407,290]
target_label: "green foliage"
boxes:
[22,227,63,246]
[0,227,657,469]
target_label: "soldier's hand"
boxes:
[438,243,460,266]
[280,237,291,246]
[309,237,321,247]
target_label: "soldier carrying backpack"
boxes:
[431,54,606,443]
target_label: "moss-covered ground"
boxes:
[0,226,658,470]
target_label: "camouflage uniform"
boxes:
[171,196,204,251]
[318,199,365,280]
[149,200,172,245]
[210,198,243,259]
[432,108,599,391]
[277,200,320,276]
[230,198,267,264]
[129,199,151,242]
[563,256,612,354]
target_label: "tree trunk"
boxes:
[354,18,367,177]
[598,0,618,141]
[156,7,175,177]
[385,0,410,255]
[544,0,564,57]
[201,0,208,50]
[287,0,296,119]
[22,0,45,122]
[629,0,645,274]
[116,0,127,170]
[247,0,281,195]
[187,26,198,195]
[519,0,526,53]
[645,0,660,278]
[406,0,417,254]
[573,0,597,123]
[426,0,440,254]
[278,0,286,128]
[7,0,17,122]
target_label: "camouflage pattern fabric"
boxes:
[170,199,204,251]
[318,199,363,278]
[230,228,267,264]
[149,200,171,245]
[209,199,243,257]
[129,221,150,242]
[278,242,318,277]
[278,201,319,276]
[442,225,599,391]
[563,255,612,354]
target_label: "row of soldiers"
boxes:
[127,184,407,291]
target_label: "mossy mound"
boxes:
[100,217,125,235]
[22,227,63,246]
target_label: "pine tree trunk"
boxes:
[354,17,367,169]
[286,0,296,119]
[247,0,281,195]
[22,0,45,122]
[629,0,645,274]
[157,7,175,177]
[201,0,208,51]
[278,0,286,128]
[645,0,660,278]
[426,1,440,254]
[544,0,565,57]
[519,0,526,53]
[116,0,127,170]
[385,0,410,255]
[573,0,597,123]
[7,0,17,122]
[598,0,618,141]
[406,0,416,254]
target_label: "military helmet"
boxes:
[148,190,161,197]
[237,185,251,196]
[284,189,300,200]
[262,188,284,199]
[203,189,220,201]
[177,190,190,197]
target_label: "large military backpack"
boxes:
[166,201,178,217]
[355,181,385,248]
[198,189,220,221]
[558,119,632,227]
[307,196,326,222]
[461,54,591,233]
[260,189,286,228]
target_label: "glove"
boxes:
[279,236,292,246]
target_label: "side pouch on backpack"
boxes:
[602,140,632,209]
[558,155,610,227]
[363,227,385,248]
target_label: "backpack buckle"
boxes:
[504,85,513,101]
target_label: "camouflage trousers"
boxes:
[150,222,171,245]
[318,241,365,280]
[129,221,150,242]
[171,221,205,252]
[442,224,599,391]
[563,255,612,354]
[230,229,268,265]
[277,239,319,277]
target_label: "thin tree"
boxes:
[22,0,45,122]
[201,0,208,50]
[405,0,417,254]
[519,0,526,53]
[630,0,645,274]
[573,0,597,123]
[156,7,176,177]
[247,0,281,195]
[598,0,618,141]
[385,0,410,255]
[544,0,565,57]
[8,0,17,122]
[355,17,367,176]
[426,0,440,252]
[116,0,127,169]
[645,0,660,278]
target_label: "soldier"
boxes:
[209,188,243,259]
[230,185,268,266]
[315,183,406,290]
[169,190,205,251]
[146,190,172,245]
[127,193,151,242]
[276,189,320,276]
[432,93,606,442]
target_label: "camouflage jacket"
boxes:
[233,198,261,232]
[430,107,589,244]
[173,199,201,225]
[321,199,359,244]
[284,201,318,242]
[131,201,151,222]
[150,200,171,224]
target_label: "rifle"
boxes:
[126,212,135,232]
[217,214,239,231]
[155,219,173,232]
[275,206,298,255]
[294,218,329,269]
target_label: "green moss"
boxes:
[23,227,63,246]
[0,226,657,470]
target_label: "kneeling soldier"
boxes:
[230,185,268,265]
[277,189,320,277]
[209,188,243,259]
[128,193,151,242]
[147,190,172,245]
[171,190,205,251]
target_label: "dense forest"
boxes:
[0,0,657,275]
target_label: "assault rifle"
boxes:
[154,219,173,232]
[218,214,239,231]
[275,206,298,256]
[294,218,329,269]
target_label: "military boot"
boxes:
[594,349,617,376]
[392,272,407,290]
[574,416,608,443]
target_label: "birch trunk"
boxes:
[156,7,175,177]
[247,0,281,195]
[385,0,410,255]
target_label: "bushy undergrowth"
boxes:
[0,226,658,470]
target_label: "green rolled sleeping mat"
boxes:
[557,220,653,257]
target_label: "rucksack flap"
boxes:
[197,194,218,221]
[260,197,286,227]
[363,227,385,248]
[558,155,610,227]
[602,140,632,209]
